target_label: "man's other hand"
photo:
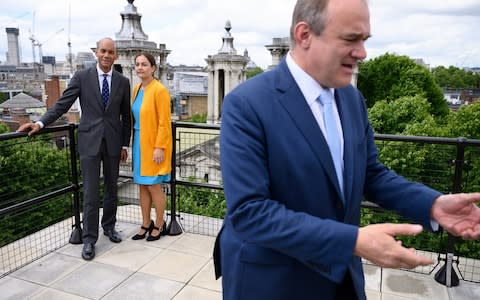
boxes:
[354,223,433,269]
[16,122,40,136]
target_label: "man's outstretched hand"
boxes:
[431,193,480,240]
[354,223,433,269]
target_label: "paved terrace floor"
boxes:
[1,216,480,300]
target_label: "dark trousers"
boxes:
[335,271,359,300]
[80,140,120,244]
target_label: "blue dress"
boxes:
[132,89,171,185]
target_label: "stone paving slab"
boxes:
[381,268,449,300]
[51,262,134,300]
[1,218,480,300]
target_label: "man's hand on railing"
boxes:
[354,223,434,269]
[431,193,480,240]
[17,122,41,136]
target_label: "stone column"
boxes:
[207,70,215,124]
[213,69,220,123]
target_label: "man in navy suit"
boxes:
[215,0,480,299]
[18,38,131,261]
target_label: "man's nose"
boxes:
[352,42,367,60]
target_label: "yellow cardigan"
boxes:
[132,79,172,176]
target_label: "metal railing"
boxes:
[1,122,480,287]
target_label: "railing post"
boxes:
[68,123,82,244]
[167,121,183,235]
[434,137,466,287]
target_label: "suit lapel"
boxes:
[275,61,343,200]
[109,71,121,109]
[89,68,104,108]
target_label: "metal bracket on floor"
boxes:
[167,212,183,236]
[435,252,459,287]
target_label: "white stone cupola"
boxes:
[205,21,248,124]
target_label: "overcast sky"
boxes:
[1,0,479,69]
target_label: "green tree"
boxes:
[0,122,9,134]
[449,101,480,139]
[0,92,8,105]
[431,66,480,89]
[246,67,263,79]
[368,95,433,134]
[358,53,449,117]
[0,136,73,246]
[189,112,207,123]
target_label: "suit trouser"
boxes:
[80,140,120,244]
[335,271,359,300]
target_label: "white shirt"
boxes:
[97,64,112,94]
[285,52,344,168]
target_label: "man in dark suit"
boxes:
[18,37,131,261]
[214,0,480,299]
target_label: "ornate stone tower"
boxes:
[205,21,248,124]
[265,37,290,70]
[97,0,171,91]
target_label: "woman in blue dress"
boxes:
[130,52,172,241]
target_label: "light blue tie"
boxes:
[101,74,109,109]
[318,90,344,199]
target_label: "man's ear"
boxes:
[293,22,312,49]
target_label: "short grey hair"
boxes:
[289,0,329,47]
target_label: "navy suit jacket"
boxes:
[217,59,441,300]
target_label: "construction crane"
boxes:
[36,28,65,62]
[28,11,37,64]
[67,4,73,75]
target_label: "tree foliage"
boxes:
[448,101,480,139]
[368,95,433,134]
[431,65,480,89]
[0,92,8,105]
[246,67,264,79]
[0,122,9,134]
[358,53,449,117]
[0,136,73,246]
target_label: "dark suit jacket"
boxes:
[217,59,441,300]
[40,66,131,156]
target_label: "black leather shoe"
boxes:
[146,222,167,241]
[104,229,122,243]
[82,243,95,261]
[132,220,154,240]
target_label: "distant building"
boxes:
[443,88,462,105]
[168,70,208,120]
[413,58,430,70]
[243,49,258,70]
[0,92,46,131]
[265,37,290,69]
[464,67,480,74]
[5,28,20,66]
[112,0,171,91]
[205,21,248,124]
[442,88,480,108]
[177,136,221,185]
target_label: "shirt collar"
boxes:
[285,52,334,106]
[96,64,113,77]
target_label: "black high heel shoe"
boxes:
[146,221,167,241]
[132,220,154,240]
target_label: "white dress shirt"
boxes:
[285,52,344,169]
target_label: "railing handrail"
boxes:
[375,133,480,146]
